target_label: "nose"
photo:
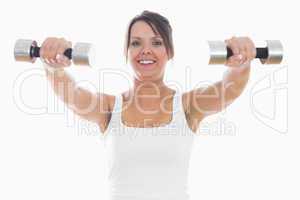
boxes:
[141,44,152,55]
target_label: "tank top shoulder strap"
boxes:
[172,90,185,121]
[172,90,192,132]
[105,94,122,133]
[113,94,123,113]
[112,94,123,118]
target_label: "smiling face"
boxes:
[127,20,170,81]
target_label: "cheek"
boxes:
[128,48,139,59]
[156,50,169,62]
[157,46,169,58]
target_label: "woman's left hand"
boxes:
[224,36,256,67]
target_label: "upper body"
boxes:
[39,10,256,199]
[39,15,255,134]
[41,29,255,135]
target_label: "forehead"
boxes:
[130,20,161,38]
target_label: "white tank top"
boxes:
[102,90,195,200]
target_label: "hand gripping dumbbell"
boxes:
[208,40,283,65]
[14,39,94,66]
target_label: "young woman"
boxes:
[40,10,255,200]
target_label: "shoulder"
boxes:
[181,91,189,113]
[107,94,118,112]
[106,90,129,112]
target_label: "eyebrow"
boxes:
[130,36,163,40]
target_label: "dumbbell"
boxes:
[208,40,283,65]
[14,39,94,66]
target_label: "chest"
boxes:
[121,100,174,128]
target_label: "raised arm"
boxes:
[185,37,256,131]
[40,37,112,132]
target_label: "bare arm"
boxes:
[41,37,112,132]
[185,37,256,130]
[186,63,251,117]
[45,66,111,124]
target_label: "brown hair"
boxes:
[124,10,174,62]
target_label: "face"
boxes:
[127,20,170,81]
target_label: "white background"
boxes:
[1,0,299,199]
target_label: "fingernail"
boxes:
[56,54,61,60]
[58,54,65,63]
[238,54,243,60]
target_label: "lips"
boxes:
[137,59,156,64]
[136,59,157,69]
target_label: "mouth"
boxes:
[137,59,157,69]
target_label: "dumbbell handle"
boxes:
[30,46,72,59]
[226,47,268,59]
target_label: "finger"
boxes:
[226,55,241,67]
[235,38,247,64]
[44,38,57,61]
[58,38,72,61]
[56,44,67,64]
[240,58,251,67]
[44,58,51,65]
[240,47,247,64]
[49,39,61,61]
[241,39,252,66]
[49,59,56,65]
[56,54,71,66]
[241,38,250,61]
[228,37,240,57]
[62,59,71,67]
[57,52,71,66]
[40,38,54,60]
[229,37,240,55]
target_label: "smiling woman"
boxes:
[124,10,174,61]
[123,11,174,81]
[101,10,197,200]
[36,9,256,200]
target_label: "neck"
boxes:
[130,78,169,99]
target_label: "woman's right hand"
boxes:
[40,37,72,68]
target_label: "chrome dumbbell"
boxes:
[14,39,94,66]
[208,40,283,65]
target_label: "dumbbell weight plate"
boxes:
[72,42,95,66]
[14,39,38,63]
[260,40,283,64]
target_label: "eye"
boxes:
[130,41,140,47]
[153,40,163,46]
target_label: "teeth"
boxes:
[139,60,155,64]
